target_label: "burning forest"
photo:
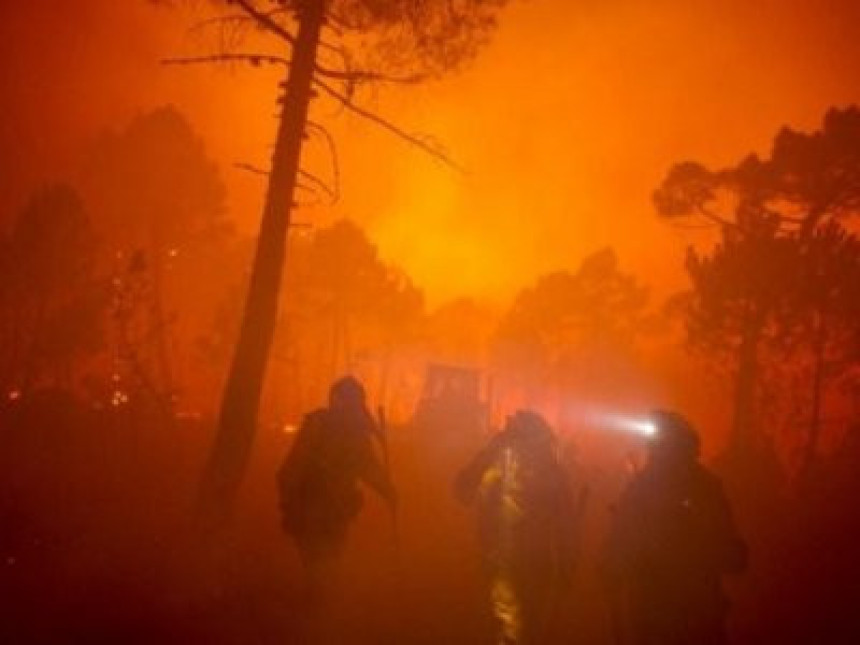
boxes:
[2,1,860,643]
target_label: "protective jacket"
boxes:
[605,462,747,645]
[278,406,391,561]
[456,428,576,644]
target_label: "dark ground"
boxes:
[2,393,860,644]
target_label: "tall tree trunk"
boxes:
[149,226,175,419]
[197,0,325,525]
[801,313,828,478]
[729,307,763,458]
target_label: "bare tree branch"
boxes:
[298,169,337,201]
[313,78,465,172]
[162,53,289,67]
[229,0,297,45]
[315,66,425,85]
[322,9,351,33]
[189,13,252,35]
[175,21,413,87]
[307,120,341,203]
[235,161,337,203]
[316,41,359,101]
[318,38,352,62]
[234,162,270,176]
[187,12,253,55]
[320,14,346,38]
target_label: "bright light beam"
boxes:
[574,409,659,438]
[628,419,658,437]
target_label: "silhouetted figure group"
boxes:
[277,377,747,644]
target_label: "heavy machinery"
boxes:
[411,363,491,443]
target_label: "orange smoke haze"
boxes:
[5,10,860,642]
[3,0,860,304]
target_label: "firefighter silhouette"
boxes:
[455,410,576,644]
[604,410,747,645]
[278,376,395,572]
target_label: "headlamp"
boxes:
[577,409,659,438]
[629,419,658,437]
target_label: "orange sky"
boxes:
[3,0,860,305]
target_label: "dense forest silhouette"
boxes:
[3,1,860,643]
